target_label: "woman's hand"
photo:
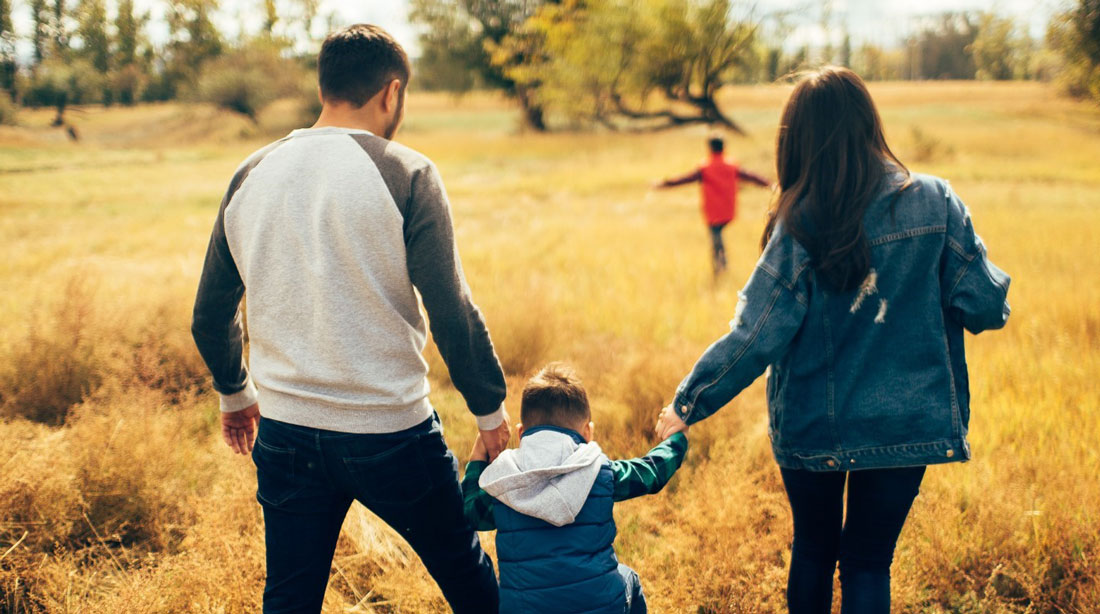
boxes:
[655,404,689,439]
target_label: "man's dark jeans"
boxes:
[780,466,926,614]
[252,414,498,614]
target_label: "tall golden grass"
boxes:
[0,81,1098,613]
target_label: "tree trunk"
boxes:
[608,91,746,135]
[516,86,547,131]
[693,95,746,136]
[51,94,67,127]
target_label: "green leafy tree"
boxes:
[906,13,978,80]
[26,58,104,124]
[410,0,550,129]
[76,0,110,73]
[969,13,1028,80]
[31,0,50,65]
[853,43,904,81]
[0,0,15,95]
[501,0,757,132]
[51,0,71,56]
[115,0,142,65]
[112,0,148,104]
[1048,0,1100,101]
[161,0,223,97]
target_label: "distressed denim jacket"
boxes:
[672,172,1011,471]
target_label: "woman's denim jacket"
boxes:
[673,172,1011,471]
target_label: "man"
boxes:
[191,24,509,614]
[654,136,772,276]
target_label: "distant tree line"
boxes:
[412,0,1100,131]
[0,0,1098,131]
[0,0,324,126]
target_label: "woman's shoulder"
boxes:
[887,171,951,202]
[866,170,954,231]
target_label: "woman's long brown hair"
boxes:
[762,66,910,292]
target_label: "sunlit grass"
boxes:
[0,81,1098,613]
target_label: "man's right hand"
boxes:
[478,412,512,462]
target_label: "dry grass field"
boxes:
[0,81,1098,613]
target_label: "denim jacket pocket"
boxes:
[343,435,434,505]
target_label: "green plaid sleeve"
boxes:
[610,432,689,502]
[462,460,497,531]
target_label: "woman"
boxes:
[655,67,1010,613]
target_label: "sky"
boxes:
[10,0,1068,61]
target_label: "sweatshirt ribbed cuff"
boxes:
[219,378,259,413]
[475,403,506,430]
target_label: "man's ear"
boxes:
[316,87,323,105]
[383,78,401,112]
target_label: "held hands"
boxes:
[655,404,689,440]
[469,432,489,463]
[222,403,260,455]
[478,412,512,462]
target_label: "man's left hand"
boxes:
[223,403,260,455]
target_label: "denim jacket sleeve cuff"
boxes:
[219,377,258,413]
[475,403,506,430]
[672,391,698,425]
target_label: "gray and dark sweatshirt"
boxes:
[191,126,507,433]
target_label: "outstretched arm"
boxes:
[671,248,810,426]
[610,432,689,502]
[738,168,772,188]
[655,169,703,188]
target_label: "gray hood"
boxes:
[479,429,607,527]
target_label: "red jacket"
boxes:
[662,154,770,226]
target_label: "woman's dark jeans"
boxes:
[780,466,926,614]
[252,414,498,614]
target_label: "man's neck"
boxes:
[312,107,387,137]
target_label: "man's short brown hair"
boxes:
[521,363,590,430]
[318,24,411,107]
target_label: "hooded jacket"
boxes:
[480,426,626,614]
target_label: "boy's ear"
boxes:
[517,423,525,438]
[583,421,595,442]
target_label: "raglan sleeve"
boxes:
[191,170,257,413]
[403,162,508,429]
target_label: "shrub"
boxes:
[0,278,102,425]
[23,59,105,124]
[110,64,146,106]
[910,125,955,163]
[0,90,17,126]
[196,43,304,121]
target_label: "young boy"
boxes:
[462,363,689,614]
[654,135,772,276]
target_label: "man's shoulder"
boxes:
[229,138,289,185]
[347,133,435,177]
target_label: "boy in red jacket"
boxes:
[655,136,772,275]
